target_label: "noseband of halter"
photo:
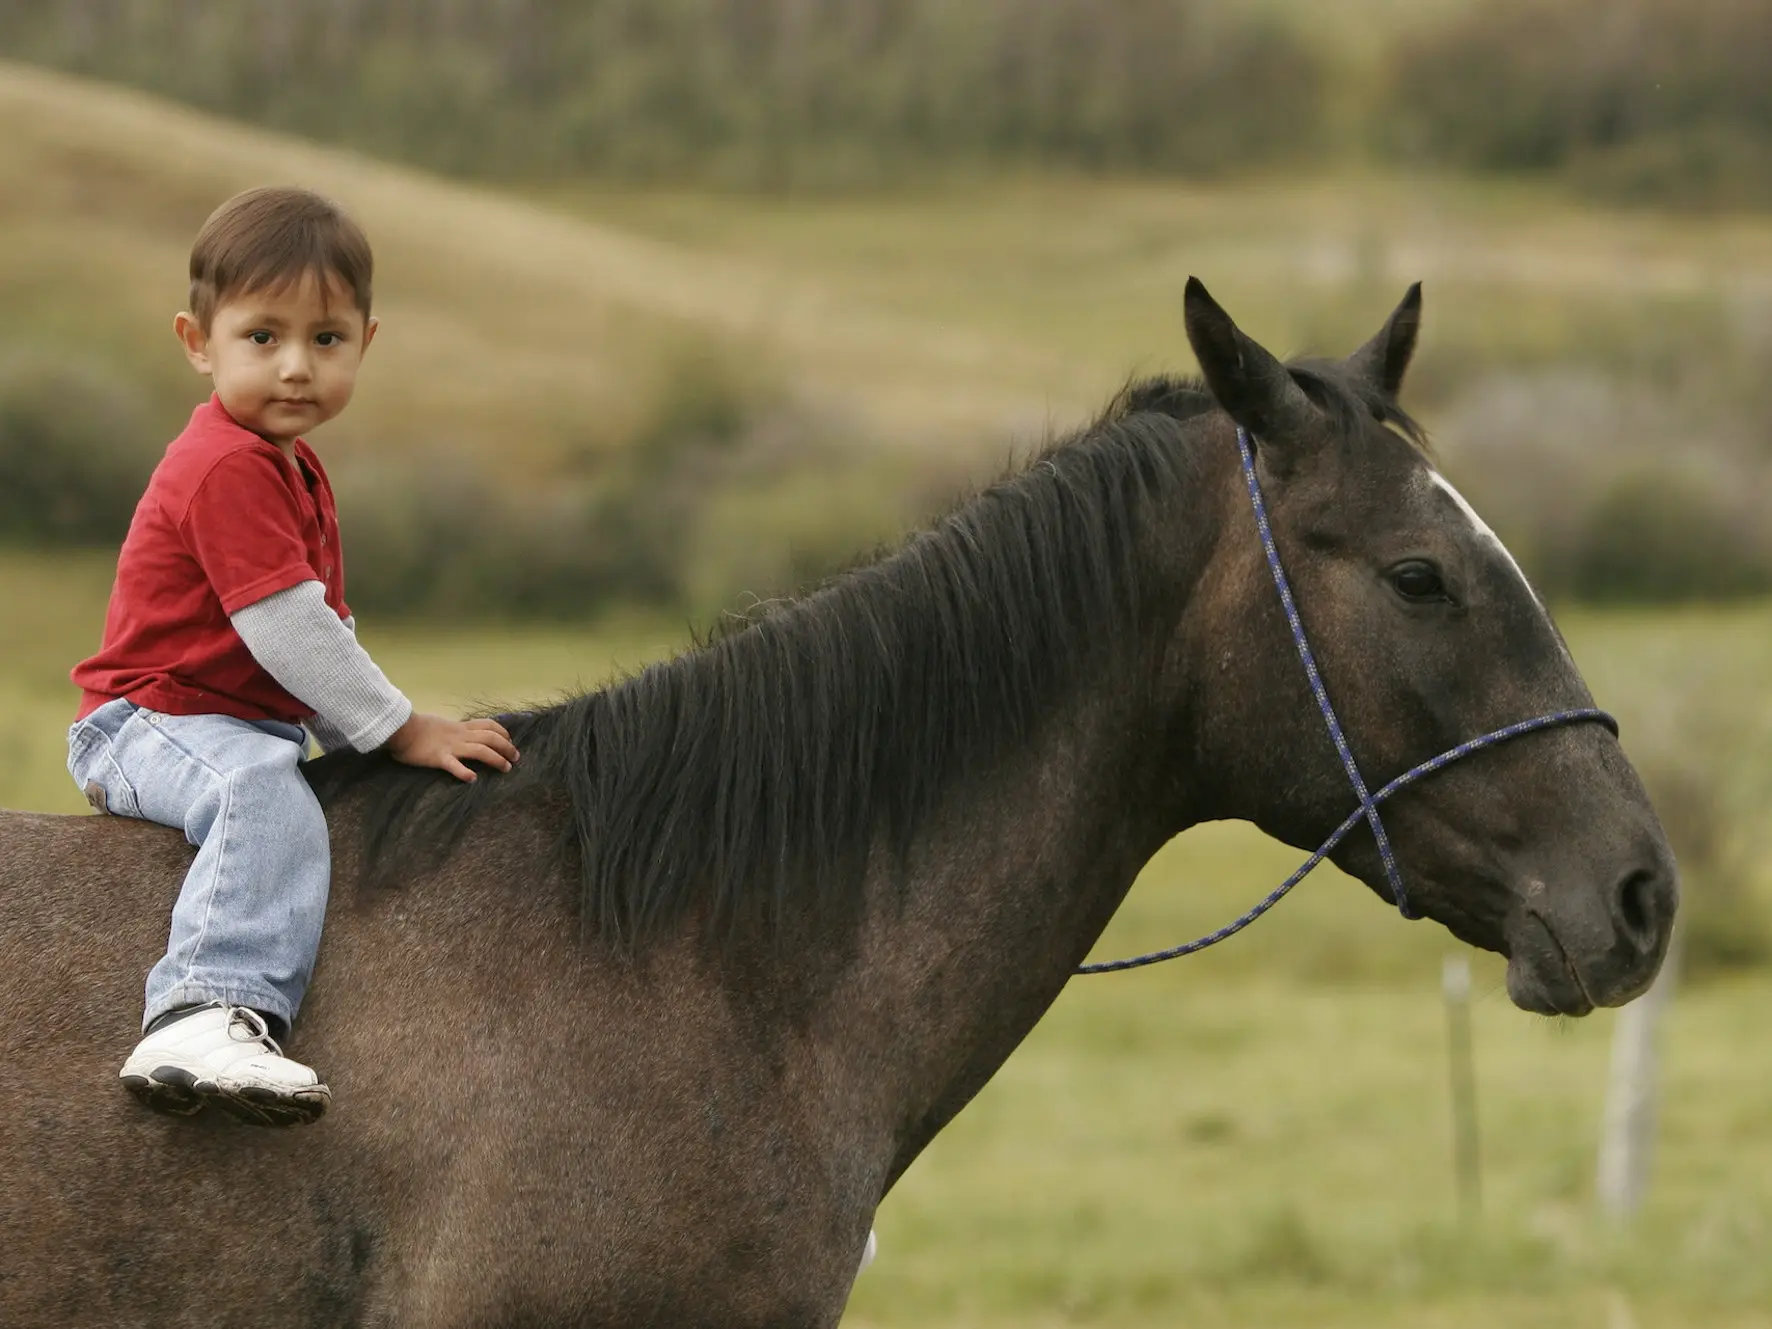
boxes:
[1078,426,1616,976]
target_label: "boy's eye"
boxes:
[315,331,344,347]
[248,330,274,346]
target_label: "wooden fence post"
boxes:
[1596,934,1681,1221]
[1443,954,1481,1218]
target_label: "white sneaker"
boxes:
[120,1003,330,1126]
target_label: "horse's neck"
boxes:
[796,440,1241,1190]
[842,634,1189,1188]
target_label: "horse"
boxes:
[0,279,1676,1327]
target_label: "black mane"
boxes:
[307,367,1412,949]
[1288,357,1429,453]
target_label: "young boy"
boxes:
[67,186,519,1126]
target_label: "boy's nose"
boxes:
[279,353,313,381]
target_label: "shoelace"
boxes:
[226,1006,285,1055]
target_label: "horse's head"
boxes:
[1172,279,1676,1014]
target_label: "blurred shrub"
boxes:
[1570,127,1772,212]
[1631,746,1770,979]
[336,348,915,620]
[0,334,919,621]
[1437,369,1772,604]
[1386,0,1772,207]
[1555,466,1772,603]
[0,352,159,545]
[0,0,1326,188]
[1441,364,1772,963]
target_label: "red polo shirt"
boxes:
[72,394,349,724]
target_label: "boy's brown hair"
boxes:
[188,186,374,329]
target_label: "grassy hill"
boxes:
[9,54,1772,471]
[8,57,1772,613]
[0,59,1061,462]
[0,59,1089,615]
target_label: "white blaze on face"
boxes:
[1427,469,1542,609]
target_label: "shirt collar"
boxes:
[201,392,320,481]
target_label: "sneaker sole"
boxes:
[120,1066,206,1117]
[122,1065,330,1127]
[211,1082,330,1128]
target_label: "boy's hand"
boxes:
[386,712,519,783]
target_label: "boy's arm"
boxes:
[303,616,363,754]
[177,454,513,776]
[232,582,518,781]
[231,582,411,752]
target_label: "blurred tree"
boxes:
[0,0,1326,189]
[0,354,158,546]
[1385,0,1772,208]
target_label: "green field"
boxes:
[8,549,1770,1328]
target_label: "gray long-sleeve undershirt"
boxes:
[229,581,412,753]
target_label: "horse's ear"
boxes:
[1348,282,1423,399]
[1183,276,1317,451]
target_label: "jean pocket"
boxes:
[67,704,144,818]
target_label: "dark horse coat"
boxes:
[0,283,1675,1327]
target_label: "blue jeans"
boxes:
[67,698,329,1033]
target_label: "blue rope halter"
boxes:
[1077,427,1615,975]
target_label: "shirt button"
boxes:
[323,565,333,578]
[320,534,328,546]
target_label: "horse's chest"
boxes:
[387,1163,846,1329]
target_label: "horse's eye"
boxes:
[1390,560,1449,603]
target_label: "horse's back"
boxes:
[0,808,191,1014]
[0,808,866,1328]
[0,812,389,1325]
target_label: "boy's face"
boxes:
[174,271,377,450]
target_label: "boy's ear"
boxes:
[173,312,212,375]
[361,316,379,354]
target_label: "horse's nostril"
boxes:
[1614,868,1663,953]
